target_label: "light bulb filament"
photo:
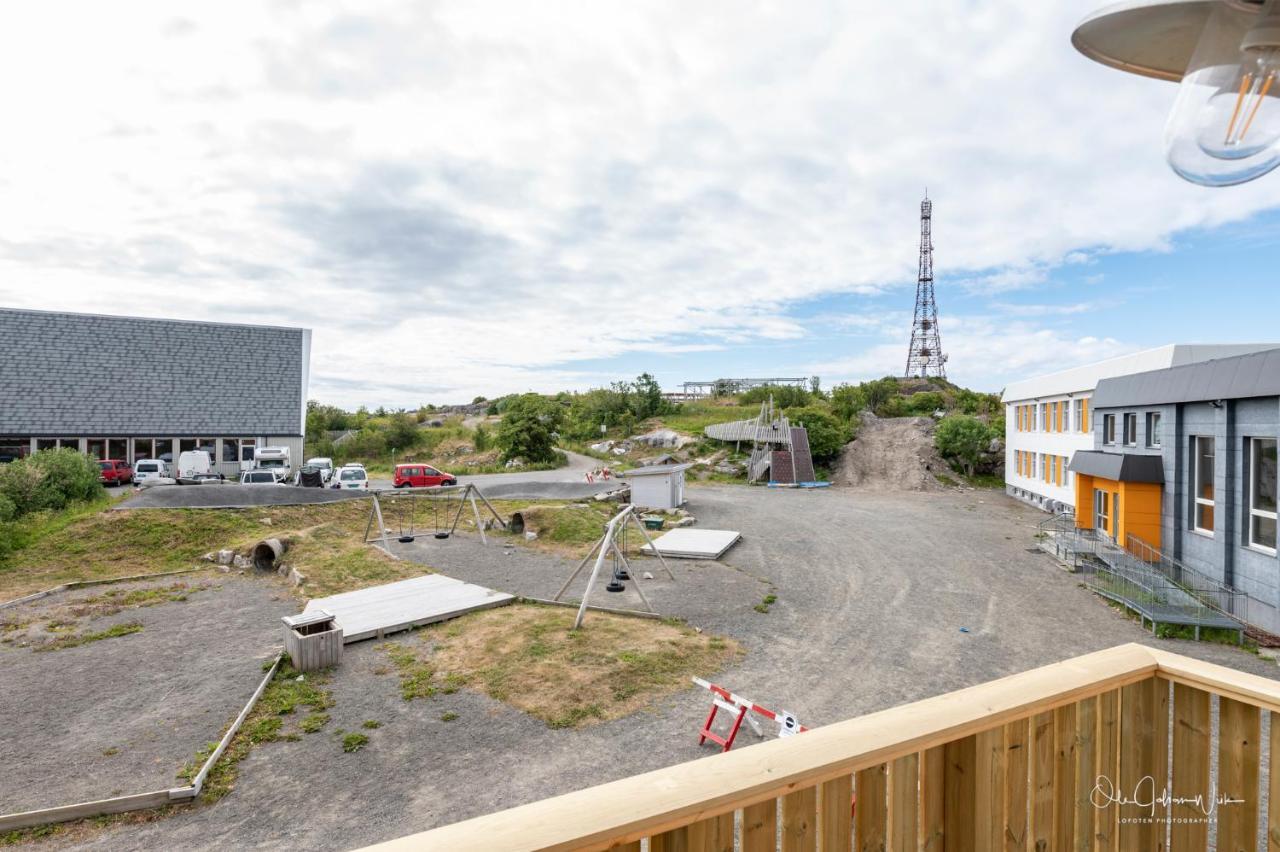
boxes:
[1224,73,1253,145]
[1238,72,1276,143]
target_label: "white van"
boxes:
[306,457,335,482]
[254,446,293,482]
[176,450,223,484]
[133,458,174,487]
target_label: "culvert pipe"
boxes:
[252,538,286,572]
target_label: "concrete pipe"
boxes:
[252,538,286,572]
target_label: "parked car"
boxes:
[333,465,369,490]
[306,457,335,482]
[393,463,457,489]
[240,470,282,485]
[133,458,174,488]
[98,459,133,486]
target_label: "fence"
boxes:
[361,644,1280,851]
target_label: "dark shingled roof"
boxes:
[1068,450,1165,484]
[1092,347,1280,408]
[0,308,309,436]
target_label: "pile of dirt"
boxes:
[832,413,957,491]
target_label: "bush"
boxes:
[934,415,996,477]
[0,449,104,517]
[786,406,849,461]
[739,384,810,409]
[0,493,15,523]
[473,424,491,452]
[497,394,563,464]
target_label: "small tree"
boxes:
[934,415,993,477]
[0,449,103,516]
[496,394,563,464]
[473,423,490,452]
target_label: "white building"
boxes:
[1002,344,1277,513]
[619,463,691,510]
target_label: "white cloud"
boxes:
[0,1,1274,405]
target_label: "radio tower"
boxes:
[904,193,947,379]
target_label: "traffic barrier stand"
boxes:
[693,677,805,752]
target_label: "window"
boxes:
[1040,403,1049,432]
[1193,436,1215,534]
[1073,399,1084,433]
[1103,414,1117,444]
[1145,412,1162,449]
[1095,489,1110,535]
[1122,414,1137,446]
[1250,438,1277,552]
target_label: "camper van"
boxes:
[176,450,223,484]
[254,446,293,482]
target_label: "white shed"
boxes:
[620,463,691,510]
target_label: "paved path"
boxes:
[57,486,1280,850]
[371,450,618,500]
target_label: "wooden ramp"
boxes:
[304,574,514,643]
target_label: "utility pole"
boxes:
[904,193,948,380]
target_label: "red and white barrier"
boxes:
[692,677,805,752]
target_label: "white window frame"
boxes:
[1249,437,1278,554]
[1103,414,1116,445]
[1040,403,1049,432]
[1074,399,1085,434]
[1145,412,1162,449]
[1123,413,1137,447]
[1193,435,1215,536]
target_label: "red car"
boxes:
[393,463,456,488]
[98,459,134,486]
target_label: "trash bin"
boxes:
[282,610,342,671]
[642,516,665,531]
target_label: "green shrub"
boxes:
[0,493,14,523]
[739,384,811,408]
[934,415,997,477]
[497,394,563,464]
[0,449,103,517]
[786,406,849,461]
[473,424,490,452]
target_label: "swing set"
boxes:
[363,484,508,552]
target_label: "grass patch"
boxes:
[653,402,760,436]
[361,719,381,729]
[341,732,369,753]
[179,660,332,802]
[36,620,142,652]
[440,711,458,722]
[421,603,740,728]
[0,500,426,599]
[753,593,778,614]
[380,641,436,700]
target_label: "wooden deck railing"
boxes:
[363,644,1280,851]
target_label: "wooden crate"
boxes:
[282,610,342,672]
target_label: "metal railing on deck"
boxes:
[362,645,1280,852]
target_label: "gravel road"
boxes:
[48,486,1280,850]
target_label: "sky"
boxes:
[2,1,1279,408]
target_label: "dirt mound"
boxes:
[832,414,956,491]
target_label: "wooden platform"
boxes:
[303,574,514,643]
[640,528,742,560]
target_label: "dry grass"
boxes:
[409,603,740,728]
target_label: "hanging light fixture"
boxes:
[1073,0,1280,186]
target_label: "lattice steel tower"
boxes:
[904,193,947,379]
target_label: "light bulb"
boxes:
[1165,1,1280,186]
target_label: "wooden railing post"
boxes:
[1170,682,1209,850]
[855,763,887,852]
[1072,696,1096,851]
[1118,678,1158,849]
[782,787,817,852]
[1005,719,1030,852]
[1217,697,1261,851]
[1031,711,1055,850]
[888,754,919,852]
[944,735,977,852]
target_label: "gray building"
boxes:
[1073,348,1280,631]
[0,308,311,478]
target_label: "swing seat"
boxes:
[434,531,450,540]
[398,535,416,543]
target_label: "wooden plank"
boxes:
[944,735,976,852]
[0,788,190,833]
[1030,711,1055,852]
[1146,647,1280,713]
[1095,690,1120,852]
[1118,679,1157,850]
[742,800,776,852]
[1170,683,1209,852]
[1216,697,1260,852]
[686,813,733,852]
[650,826,688,852]
[856,763,887,852]
[1269,712,1280,852]
[921,745,945,852]
[782,787,817,852]
[1072,696,1096,852]
[1153,677,1169,852]
[888,754,918,852]
[975,727,1005,851]
[821,775,852,852]
[1053,704,1077,851]
[1004,718,1029,852]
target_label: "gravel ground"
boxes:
[0,572,294,816]
[47,486,1280,850]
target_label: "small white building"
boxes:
[1002,344,1276,513]
[620,463,691,510]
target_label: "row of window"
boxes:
[1013,398,1090,434]
[1101,411,1162,449]
[1189,435,1277,553]
[23,437,260,466]
[1013,449,1072,488]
